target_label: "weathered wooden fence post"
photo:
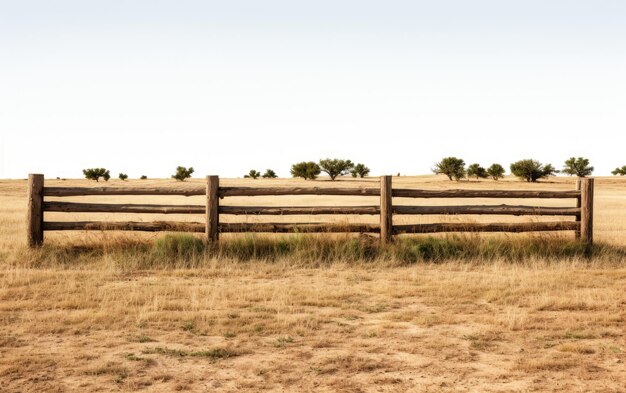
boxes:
[380,175,393,244]
[27,174,44,247]
[206,176,219,242]
[580,178,594,245]
[575,179,581,239]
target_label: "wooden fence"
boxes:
[26,174,594,247]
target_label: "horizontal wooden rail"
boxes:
[219,206,380,215]
[44,202,382,215]
[394,221,579,234]
[44,187,205,197]
[44,202,205,214]
[393,205,580,216]
[43,221,378,234]
[43,186,580,199]
[219,187,380,197]
[43,221,579,234]
[393,189,580,199]
[44,202,580,216]
[43,202,579,217]
[44,221,205,232]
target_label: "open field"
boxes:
[1,175,625,392]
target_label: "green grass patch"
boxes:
[152,234,205,260]
[126,353,144,361]
[143,346,238,360]
[128,335,155,343]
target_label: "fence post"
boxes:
[206,175,219,243]
[380,175,393,244]
[580,178,594,245]
[575,179,581,239]
[27,174,44,248]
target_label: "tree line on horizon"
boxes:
[432,157,594,182]
[80,157,625,182]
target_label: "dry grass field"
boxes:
[1,175,625,392]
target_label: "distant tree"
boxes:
[467,163,488,180]
[118,173,128,181]
[562,157,594,177]
[262,169,278,178]
[318,158,354,180]
[291,161,321,180]
[244,169,261,179]
[510,159,557,182]
[612,165,626,176]
[487,163,506,180]
[140,175,148,180]
[432,157,465,181]
[350,163,370,178]
[82,168,110,182]
[172,166,194,181]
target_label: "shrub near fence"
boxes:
[26,174,594,248]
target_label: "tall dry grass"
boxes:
[7,232,626,270]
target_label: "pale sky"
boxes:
[1,0,625,179]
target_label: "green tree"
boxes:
[350,163,370,178]
[487,163,505,180]
[510,159,557,182]
[612,165,626,176]
[318,158,354,180]
[244,169,261,179]
[562,157,594,177]
[262,169,278,178]
[467,163,488,180]
[82,168,110,182]
[140,175,148,180]
[290,161,321,180]
[432,157,465,181]
[172,166,194,181]
[118,173,128,181]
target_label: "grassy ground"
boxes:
[1,175,625,392]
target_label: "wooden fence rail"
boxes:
[27,174,594,248]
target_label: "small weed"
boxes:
[84,362,129,382]
[274,336,294,348]
[129,335,154,343]
[557,343,596,354]
[463,331,502,351]
[192,348,237,360]
[143,346,238,361]
[363,303,387,313]
[153,373,173,382]
[516,357,577,372]
[144,347,188,357]
[563,331,597,340]
[114,372,128,384]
